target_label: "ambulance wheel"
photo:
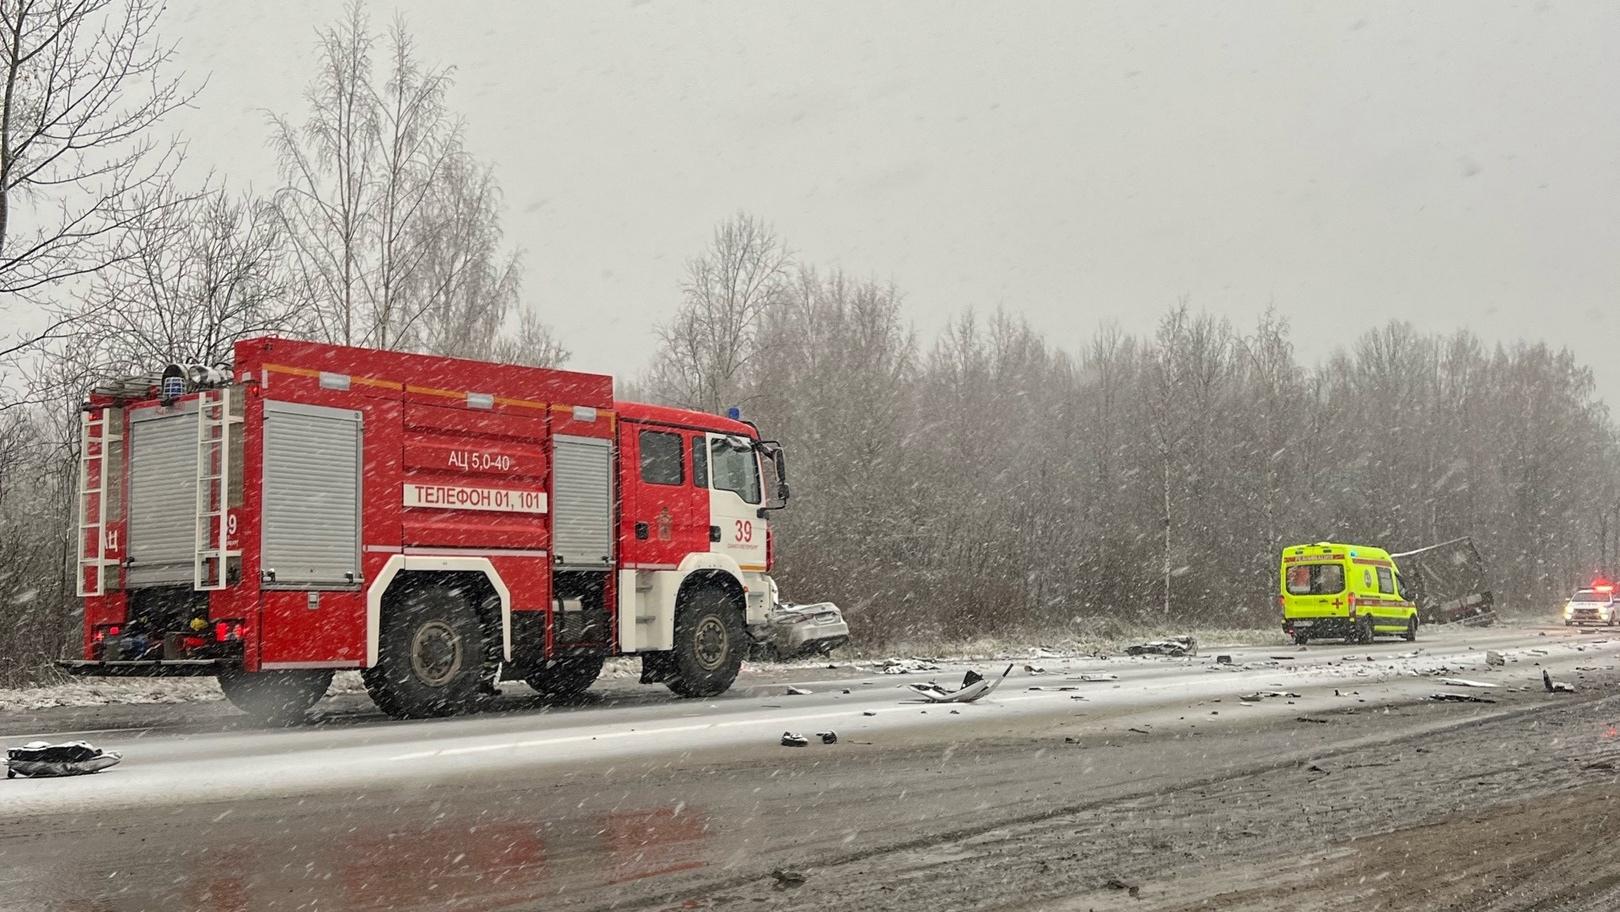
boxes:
[1360,616,1376,644]
[218,668,332,725]
[525,656,605,699]
[1403,616,1418,642]
[1292,632,1310,646]
[364,583,489,719]
[666,586,745,698]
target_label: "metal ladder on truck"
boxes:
[75,409,121,597]
[194,388,242,590]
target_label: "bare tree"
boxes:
[649,213,790,412]
[489,304,568,368]
[268,2,544,360]
[0,0,194,385]
[86,183,309,371]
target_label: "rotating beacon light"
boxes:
[160,363,185,402]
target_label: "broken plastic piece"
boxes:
[785,685,812,695]
[1544,670,1576,693]
[817,731,838,744]
[1439,678,1497,688]
[780,732,809,747]
[906,664,1014,704]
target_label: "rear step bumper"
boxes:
[56,659,227,677]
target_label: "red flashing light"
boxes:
[108,625,120,637]
[214,620,243,643]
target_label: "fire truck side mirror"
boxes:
[758,441,789,510]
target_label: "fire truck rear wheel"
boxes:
[218,668,333,725]
[364,584,489,719]
[666,587,745,698]
[524,656,605,699]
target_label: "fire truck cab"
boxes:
[65,338,789,721]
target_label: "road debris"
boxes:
[1240,691,1302,702]
[5,741,122,778]
[1439,678,1498,689]
[784,685,813,696]
[816,731,838,744]
[1126,635,1197,657]
[1103,877,1141,898]
[1078,673,1119,682]
[1215,654,1233,665]
[1023,664,1048,674]
[1429,692,1497,704]
[771,869,808,887]
[1544,670,1576,693]
[1296,716,1329,724]
[1486,650,1506,666]
[879,658,941,675]
[907,665,1013,704]
[780,732,809,747]
[861,710,877,717]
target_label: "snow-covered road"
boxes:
[1,624,1613,911]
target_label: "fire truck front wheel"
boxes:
[666,587,746,698]
[218,668,333,725]
[364,583,491,719]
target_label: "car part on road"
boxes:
[1544,670,1576,693]
[907,664,1014,703]
[1126,635,1198,657]
[817,731,838,744]
[784,685,812,695]
[6,741,122,778]
[780,732,809,747]
[1439,678,1497,688]
[1429,692,1497,704]
[1486,650,1506,666]
[879,658,942,675]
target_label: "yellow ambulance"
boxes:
[1279,542,1419,645]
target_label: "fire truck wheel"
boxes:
[218,668,332,725]
[364,584,489,719]
[666,587,745,698]
[524,656,605,699]
[1403,615,1418,642]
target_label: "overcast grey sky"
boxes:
[165,1,1620,407]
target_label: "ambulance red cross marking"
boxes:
[1330,597,1343,608]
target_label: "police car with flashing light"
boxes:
[1564,581,1618,627]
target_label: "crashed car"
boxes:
[753,601,850,659]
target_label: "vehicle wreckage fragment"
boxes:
[906,664,1014,703]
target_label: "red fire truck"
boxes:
[63,337,790,721]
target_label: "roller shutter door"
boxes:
[552,435,612,569]
[262,400,362,587]
[127,404,199,587]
